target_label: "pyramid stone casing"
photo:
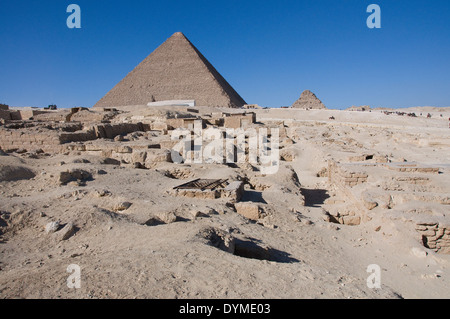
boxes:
[94,32,246,108]
[291,90,326,109]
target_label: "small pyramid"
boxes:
[291,90,326,109]
[94,32,246,108]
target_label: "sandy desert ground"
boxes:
[1,105,449,299]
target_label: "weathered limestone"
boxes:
[324,207,361,226]
[114,202,132,212]
[197,227,236,254]
[45,221,60,234]
[234,202,261,221]
[221,181,245,203]
[171,180,244,202]
[58,222,77,241]
[0,110,11,121]
[223,112,256,129]
[59,169,92,185]
[415,222,450,254]
[385,162,440,174]
[328,160,368,187]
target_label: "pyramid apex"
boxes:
[172,31,186,37]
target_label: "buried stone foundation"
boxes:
[197,226,299,262]
[234,202,262,221]
[415,222,450,254]
[328,160,368,187]
[323,206,361,226]
[171,179,244,203]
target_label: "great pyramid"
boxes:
[291,90,326,109]
[94,32,246,108]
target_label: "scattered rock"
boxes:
[59,169,92,185]
[280,148,295,162]
[411,247,428,258]
[93,189,111,197]
[115,201,132,211]
[197,227,235,254]
[234,202,261,221]
[190,210,202,219]
[58,222,76,241]
[133,162,145,169]
[101,158,121,165]
[72,158,90,164]
[45,221,60,234]
[316,167,328,177]
[157,212,177,224]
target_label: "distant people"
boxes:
[427,113,432,118]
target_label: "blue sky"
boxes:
[1,0,449,109]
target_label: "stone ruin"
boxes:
[1,102,449,255]
[323,155,450,254]
[0,106,258,167]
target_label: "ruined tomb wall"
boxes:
[69,111,109,123]
[0,110,11,121]
[328,161,368,187]
[33,111,71,122]
[9,111,22,120]
[59,130,97,143]
[0,122,149,153]
[19,110,51,120]
[223,114,256,129]
[0,129,65,153]
[166,118,185,130]
[64,142,171,167]
[327,160,370,225]
[93,123,146,139]
[60,123,147,143]
[415,222,450,254]
[223,116,241,129]
[385,163,440,174]
[151,121,169,131]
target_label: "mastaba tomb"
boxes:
[94,32,247,109]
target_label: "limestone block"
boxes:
[234,202,261,221]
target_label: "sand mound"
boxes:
[0,156,35,181]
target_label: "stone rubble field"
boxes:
[0,105,449,299]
